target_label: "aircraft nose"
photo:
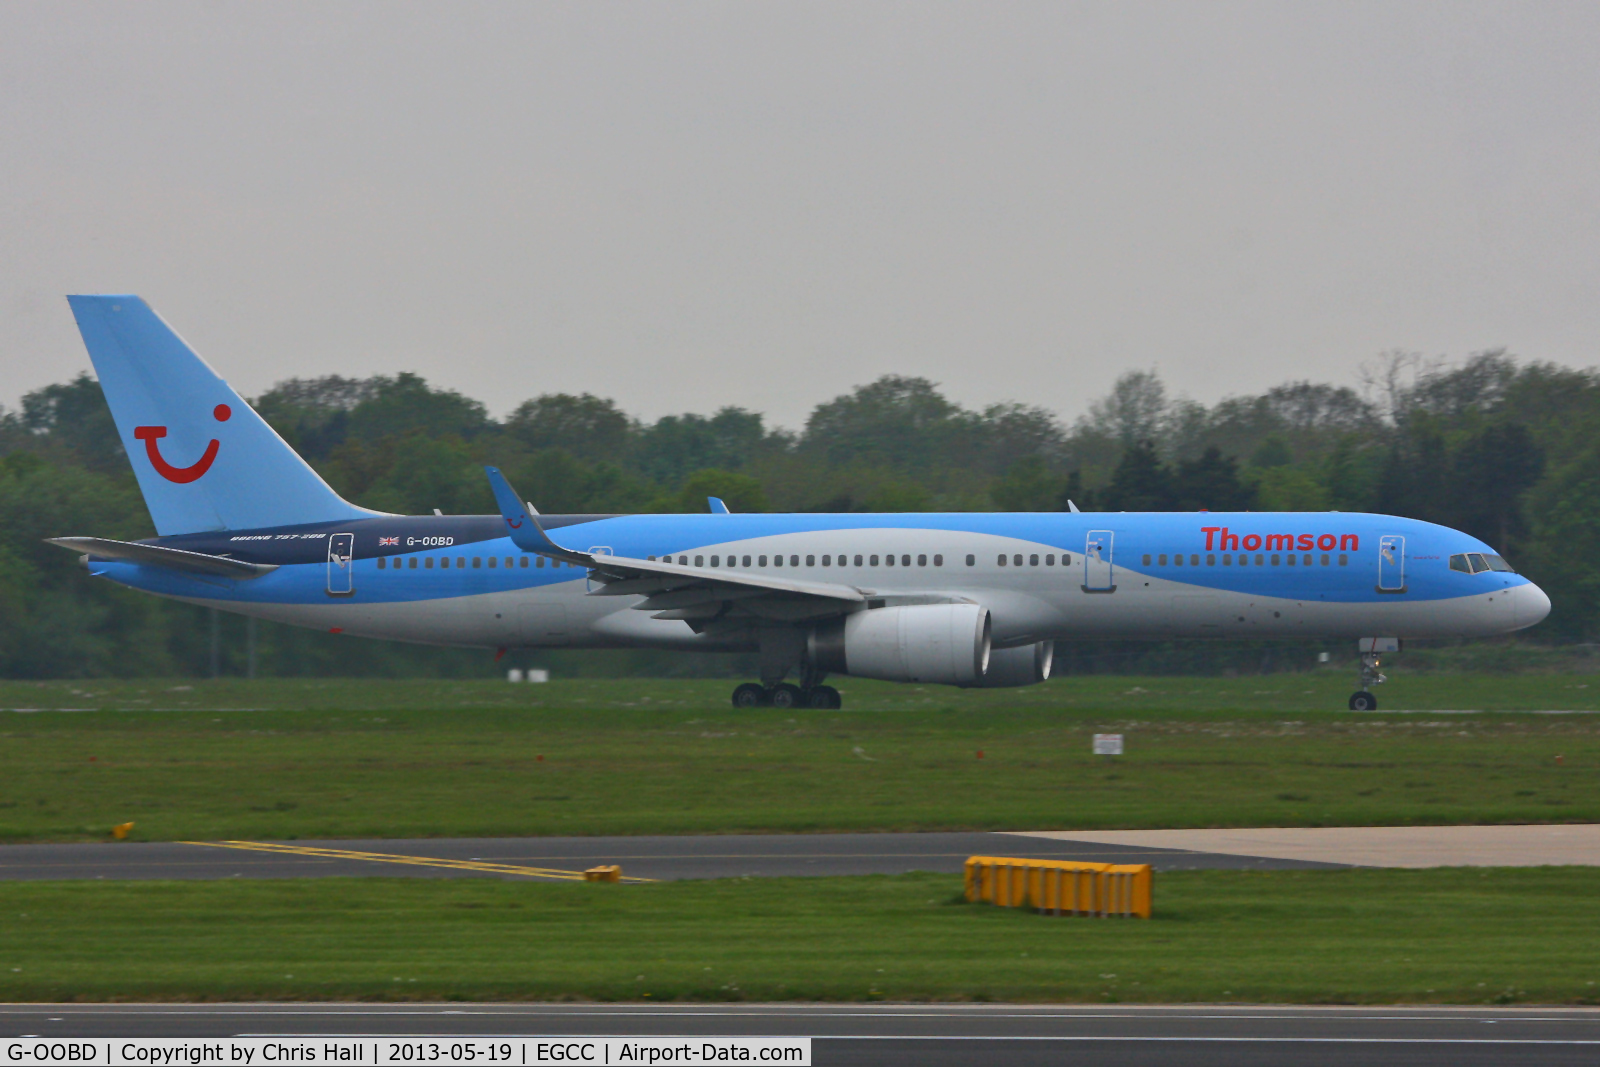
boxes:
[1516,582,1551,628]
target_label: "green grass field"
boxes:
[2,676,1596,842]
[1,869,1597,1004]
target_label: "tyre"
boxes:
[732,682,768,708]
[811,684,842,709]
[1348,690,1377,711]
[768,683,804,709]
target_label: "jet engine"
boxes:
[809,604,991,685]
[967,640,1053,687]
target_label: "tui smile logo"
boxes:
[134,404,231,483]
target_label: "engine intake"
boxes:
[809,604,991,685]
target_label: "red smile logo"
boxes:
[134,404,231,483]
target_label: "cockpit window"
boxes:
[1483,554,1516,573]
[1449,554,1472,574]
[1466,553,1489,573]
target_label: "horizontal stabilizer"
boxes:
[46,536,278,579]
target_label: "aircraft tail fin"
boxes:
[66,295,385,535]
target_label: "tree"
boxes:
[505,393,635,464]
[1173,447,1255,512]
[1099,441,1175,511]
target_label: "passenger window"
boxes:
[807,555,816,567]
[1339,554,1348,566]
[1206,554,1215,566]
[1062,553,1072,566]
[1142,554,1151,566]
[488,557,497,568]
[458,557,466,568]
[965,554,975,566]
[710,555,720,567]
[759,555,768,567]
[534,557,543,568]
[1321,554,1329,566]
[695,555,704,567]
[377,557,387,570]
[917,554,927,567]
[520,556,528,568]
[443,557,452,569]
[998,554,1007,567]
[425,557,435,569]
[1030,554,1039,566]
[1271,554,1280,566]
[900,554,909,567]
[1174,554,1183,567]
[774,555,784,567]
[934,554,944,566]
[1304,554,1313,566]
[855,554,864,566]
[678,556,688,566]
[1256,554,1264,566]
[885,554,895,567]
[742,555,751,567]
[1046,554,1055,566]
[1189,554,1199,566]
[1467,553,1489,573]
[822,555,831,566]
[1158,554,1167,565]
[1223,554,1232,566]
[1237,554,1247,566]
[472,557,481,568]
[1010,554,1020,567]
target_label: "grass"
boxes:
[1,676,1596,842]
[1,869,1597,1004]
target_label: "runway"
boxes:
[0,831,1343,882]
[4,1003,1599,1066]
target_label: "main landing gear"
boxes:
[1348,643,1391,711]
[731,682,842,709]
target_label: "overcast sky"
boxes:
[4,1,1597,429]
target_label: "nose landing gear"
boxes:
[1348,639,1396,711]
[730,682,842,709]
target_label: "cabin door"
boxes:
[326,533,355,597]
[1378,535,1406,592]
[1083,530,1116,593]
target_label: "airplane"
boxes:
[49,295,1550,712]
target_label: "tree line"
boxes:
[0,349,1591,678]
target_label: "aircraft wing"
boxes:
[484,467,866,624]
[46,536,279,579]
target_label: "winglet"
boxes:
[708,496,730,515]
[1067,499,1082,514]
[483,467,590,563]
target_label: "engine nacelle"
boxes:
[809,604,991,685]
[967,640,1053,688]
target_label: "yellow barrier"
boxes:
[964,856,1151,918]
[584,864,622,882]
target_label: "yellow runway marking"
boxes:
[182,840,653,882]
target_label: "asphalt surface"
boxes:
[5,1004,1598,1066]
[0,831,1344,882]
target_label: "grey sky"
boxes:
[4,1,1597,430]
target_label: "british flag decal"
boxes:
[378,536,399,546]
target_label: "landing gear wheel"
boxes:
[809,685,842,709]
[732,682,768,708]
[768,683,804,710]
[1348,690,1377,712]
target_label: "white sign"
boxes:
[1093,733,1124,756]
[0,1038,810,1066]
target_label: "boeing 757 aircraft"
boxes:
[51,296,1550,710]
